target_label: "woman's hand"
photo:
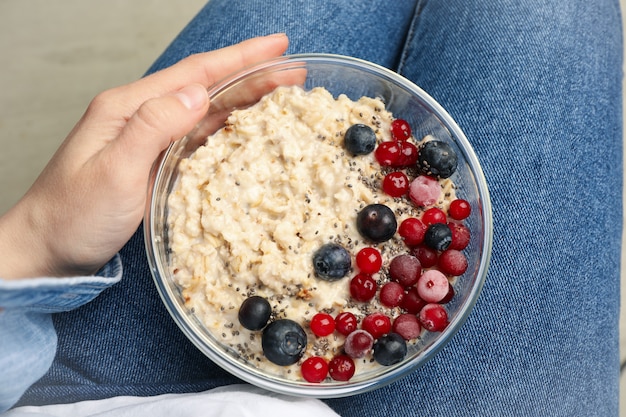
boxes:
[0,34,289,279]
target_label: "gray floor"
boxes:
[0,1,624,414]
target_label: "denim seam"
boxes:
[397,0,426,73]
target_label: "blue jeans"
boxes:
[18,0,623,415]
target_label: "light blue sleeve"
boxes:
[0,255,123,412]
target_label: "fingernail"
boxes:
[175,84,208,110]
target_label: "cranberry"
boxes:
[398,217,427,246]
[382,171,410,197]
[301,356,328,383]
[344,329,374,358]
[438,249,468,276]
[448,222,471,250]
[391,118,412,141]
[329,354,356,381]
[349,273,378,302]
[375,141,402,166]
[422,207,447,225]
[419,303,449,332]
[355,247,382,274]
[379,282,405,308]
[392,313,422,340]
[310,312,335,337]
[389,254,422,287]
[409,175,441,207]
[361,312,392,339]
[416,269,450,303]
[335,311,358,336]
[448,199,471,220]
[411,245,438,268]
[401,287,427,314]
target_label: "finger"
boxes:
[102,34,289,118]
[100,83,210,179]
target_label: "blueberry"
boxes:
[344,124,377,155]
[313,243,351,281]
[262,319,307,366]
[373,333,407,366]
[418,140,458,179]
[356,204,397,243]
[423,223,452,251]
[238,296,272,331]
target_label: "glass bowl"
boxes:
[145,54,493,398]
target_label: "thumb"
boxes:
[108,83,210,172]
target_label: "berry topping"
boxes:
[398,217,427,247]
[419,303,449,332]
[238,296,272,331]
[301,356,329,383]
[344,124,377,155]
[312,243,351,281]
[392,314,422,340]
[335,312,358,336]
[390,119,412,141]
[356,204,397,243]
[344,329,374,358]
[396,141,419,166]
[379,281,405,308]
[355,247,383,274]
[400,287,427,314]
[361,312,392,339]
[373,333,408,366]
[411,245,439,268]
[262,319,307,366]
[375,141,403,166]
[329,354,356,381]
[418,140,458,179]
[310,312,335,337]
[439,283,455,304]
[416,269,450,303]
[422,207,447,225]
[408,175,441,207]
[349,273,378,302]
[389,254,422,287]
[448,222,471,250]
[382,171,410,197]
[448,198,471,220]
[438,249,468,276]
[423,223,453,251]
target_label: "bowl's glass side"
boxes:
[145,54,493,398]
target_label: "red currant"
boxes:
[411,245,438,268]
[355,247,382,274]
[409,175,441,207]
[329,354,356,381]
[391,119,412,141]
[310,312,335,337]
[382,171,410,197]
[448,199,471,220]
[398,217,427,246]
[350,273,378,302]
[379,282,405,307]
[419,303,449,332]
[335,311,358,336]
[375,141,402,166]
[422,207,447,225]
[438,249,468,276]
[301,356,328,383]
[416,269,450,303]
[448,222,471,250]
[361,312,392,339]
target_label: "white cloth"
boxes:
[4,385,340,417]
